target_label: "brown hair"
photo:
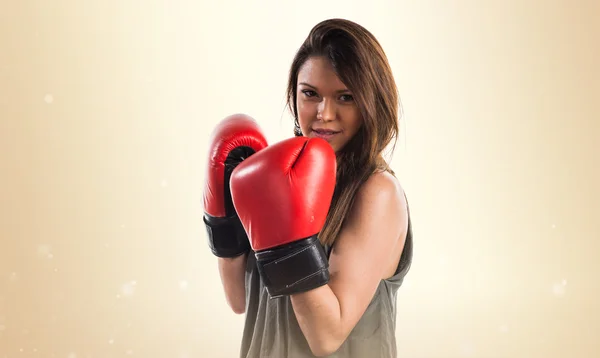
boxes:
[286,18,402,246]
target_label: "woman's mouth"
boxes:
[312,129,341,141]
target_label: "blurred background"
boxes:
[1,0,598,357]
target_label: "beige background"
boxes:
[1,0,599,357]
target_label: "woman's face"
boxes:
[296,56,362,153]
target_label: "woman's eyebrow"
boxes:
[298,82,316,88]
[298,82,350,93]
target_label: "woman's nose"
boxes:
[317,98,336,122]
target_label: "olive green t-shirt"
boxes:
[239,213,413,358]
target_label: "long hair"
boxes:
[286,18,402,246]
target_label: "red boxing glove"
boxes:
[230,136,336,298]
[203,114,268,257]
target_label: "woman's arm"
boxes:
[217,254,248,314]
[290,171,409,356]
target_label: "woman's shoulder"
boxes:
[345,169,408,232]
[356,169,406,206]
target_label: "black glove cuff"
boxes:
[203,214,250,258]
[255,235,329,298]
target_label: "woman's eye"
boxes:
[340,94,354,102]
[302,90,317,97]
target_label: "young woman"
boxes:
[204,18,413,358]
